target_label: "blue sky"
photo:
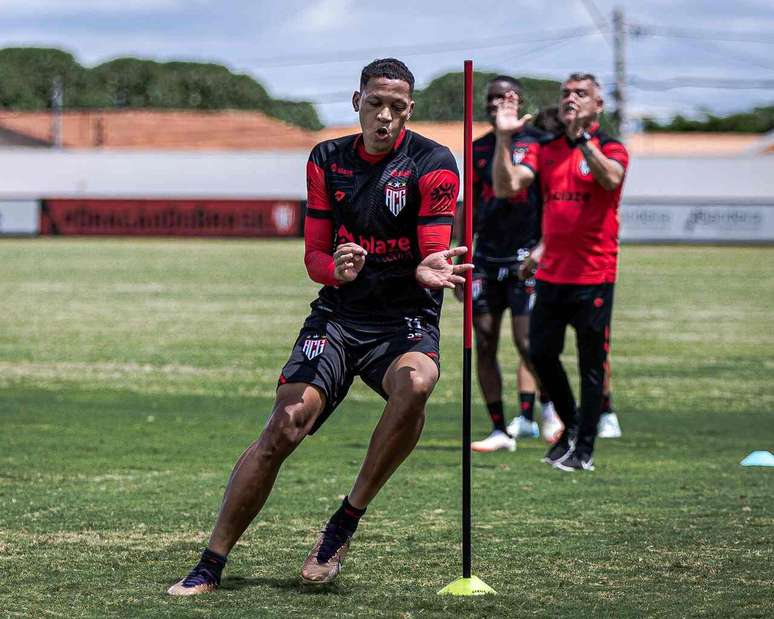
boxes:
[3,0,773,127]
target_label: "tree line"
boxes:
[643,107,774,133]
[1,48,769,133]
[0,48,323,130]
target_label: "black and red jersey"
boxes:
[304,128,459,326]
[520,123,629,284]
[472,128,546,269]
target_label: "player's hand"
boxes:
[415,246,473,290]
[564,106,593,140]
[518,256,537,281]
[333,242,367,284]
[494,91,533,137]
[518,242,543,281]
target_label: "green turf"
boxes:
[1,239,772,617]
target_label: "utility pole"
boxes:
[612,7,627,137]
[51,76,63,148]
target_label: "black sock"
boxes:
[330,496,366,533]
[539,391,550,405]
[486,400,508,433]
[199,548,227,584]
[519,392,536,421]
[602,393,613,415]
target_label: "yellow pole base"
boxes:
[438,575,496,596]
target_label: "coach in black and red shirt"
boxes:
[493,73,629,472]
[168,59,472,595]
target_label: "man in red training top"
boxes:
[492,73,629,472]
[168,58,472,594]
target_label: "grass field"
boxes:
[1,239,773,618]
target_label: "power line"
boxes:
[303,37,579,105]
[243,26,599,69]
[579,0,613,47]
[630,24,774,45]
[668,36,774,73]
[629,76,774,90]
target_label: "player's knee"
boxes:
[475,333,497,360]
[392,372,435,409]
[265,403,311,450]
[514,337,530,360]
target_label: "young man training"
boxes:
[168,58,472,594]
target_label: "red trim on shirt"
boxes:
[306,161,331,212]
[417,224,452,259]
[354,128,407,164]
[418,168,459,217]
[304,159,337,286]
[303,216,337,286]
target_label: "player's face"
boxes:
[485,81,521,127]
[559,79,603,126]
[354,77,414,154]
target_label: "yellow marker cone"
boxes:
[438,576,496,596]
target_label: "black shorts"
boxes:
[472,264,535,317]
[529,281,615,355]
[278,310,441,434]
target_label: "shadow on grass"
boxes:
[414,444,458,452]
[221,575,351,596]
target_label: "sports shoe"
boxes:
[471,429,516,453]
[507,415,539,438]
[597,412,622,438]
[540,402,564,444]
[553,452,595,472]
[541,434,575,465]
[167,562,221,596]
[300,521,353,585]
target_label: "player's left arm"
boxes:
[415,149,473,289]
[579,139,628,191]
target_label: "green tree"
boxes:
[412,70,619,135]
[643,106,774,133]
[412,71,562,121]
[0,48,323,130]
[0,48,89,109]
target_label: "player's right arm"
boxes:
[492,92,536,198]
[303,152,365,286]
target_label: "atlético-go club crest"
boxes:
[512,147,527,165]
[385,178,407,216]
[302,336,327,360]
[579,158,591,176]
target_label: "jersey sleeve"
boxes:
[416,147,460,258]
[601,139,629,171]
[517,140,540,174]
[304,147,337,287]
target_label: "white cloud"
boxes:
[2,0,195,16]
[292,0,357,33]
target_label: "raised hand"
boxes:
[333,242,367,284]
[494,91,533,137]
[415,246,474,290]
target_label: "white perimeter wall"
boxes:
[1,149,772,242]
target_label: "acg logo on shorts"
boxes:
[302,336,327,360]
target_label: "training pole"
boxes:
[438,59,495,597]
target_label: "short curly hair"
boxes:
[360,58,415,94]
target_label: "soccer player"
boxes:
[492,73,629,471]
[455,75,558,453]
[529,105,622,441]
[168,58,472,594]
